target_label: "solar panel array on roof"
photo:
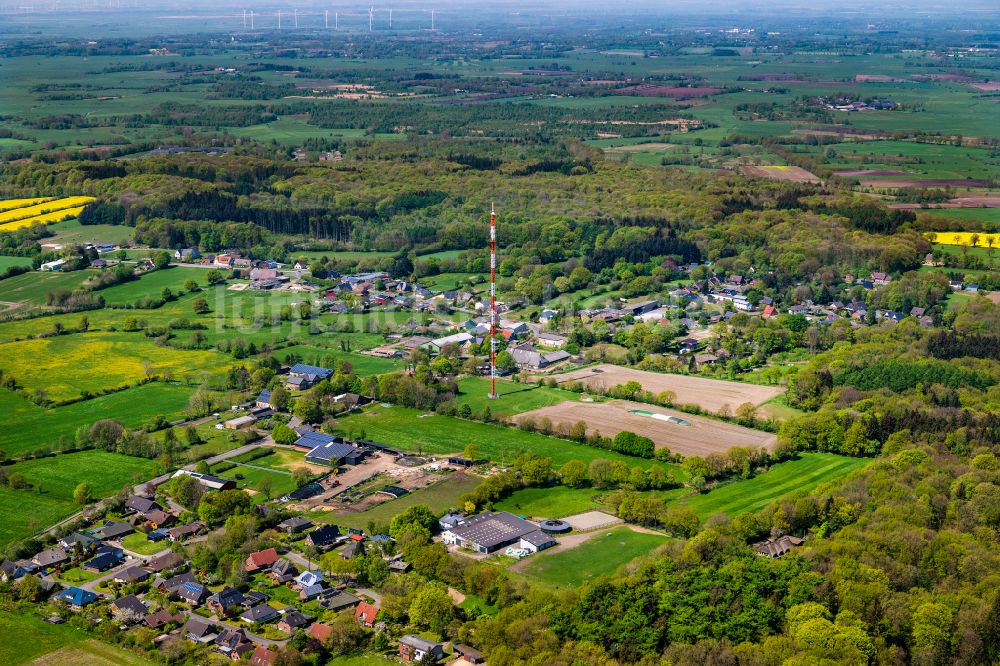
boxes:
[306,441,355,462]
[294,431,339,449]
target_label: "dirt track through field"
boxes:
[516,399,777,457]
[549,364,784,412]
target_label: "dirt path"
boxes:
[447,587,466,605]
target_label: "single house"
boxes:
[754,535,804,558]
[245,548,279,573]
[305,525,341,550]
[111,594,148,622]
[295,570,323,588]
[277,609,312,633]
[177,581,209,605]
[113,566,151,584]
[207,587,245,615]
[317,590,361,612]
[95,520,134,540]
[82,547,125,572]
[56,586,98,609]
[269,559,299,584]
[184,617,217,643]
[255,389,273,409]
[166,522,206,542]
[124,496,160,515]
[145,609,182,630]
[398,635,445,663]
[308,623,332,643]
[156,571,197,596]
[32,548,69,569]
[241,603,279,624]
[250,645,277,666]
[277,516,312,534]
[354,602,379,627]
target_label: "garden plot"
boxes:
[515,399,777,457]
[549,364,784,412]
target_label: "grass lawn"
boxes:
[759,395,806,421]
[334,405,680,472]
[120,531,166,556]
[494,486,606,518]
[328,656,398,666]
[420,272,479,291]
[0,383,194,456]
[0,331,229,401]
[676,453,869,519]
[460,593,499,617]
[455,378,584,418]
[0,610,153,665]
[214,461,299,501]
[56,566,104,584]
[313,473,482,529]
[520,526,668,588]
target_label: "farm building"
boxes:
[171,470,236,491]
[305,440,356,467]
[421,331,474,355]
[255,389,273,409]
[293,431,341,450]
[224,414,257,430]
[277,516,313,534]
[442,511,556,554]
[286,363,333,390]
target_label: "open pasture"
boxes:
[0,383,194,456]
[549,364,784,412]
[0,610,151,666]
[46,219,134,246]
[516,399,777,457]
[455,377,583,418]
[334,405,681,471]
[0,269,99,306]
[0,450,159,546]
[0,332,229,401]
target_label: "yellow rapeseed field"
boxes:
[927,231,1000,248]
[0,197,53,212]
[0,334,229,401]
[0,196,96,225]
[0,206,89,232]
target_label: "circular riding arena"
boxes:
[395,455,429,467]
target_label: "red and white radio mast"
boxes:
[489,203,499,399]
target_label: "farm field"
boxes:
[0,255,33,270]
[920,208,1000,224]
[0,197,51,211]
[0,332,230,402]
[516,399,778,457]
[520,526,667,588]
[96,266,209,304]
[0,610,152,666]
[46,219,135,245]
[928,231,1000,248]
[0,196,95,226]
[0,450,159,546]
[314,473,481,529]
[677,452,868,519]
[0,268,100,306]
[455,377,584,418]
[334,405,681,472]
[548,365,785,412]
[0,383,194,456]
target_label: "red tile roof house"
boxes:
[308,623,332,643]
[245,548,279,573]
[250,645,277,666]
[354,602,380,628]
